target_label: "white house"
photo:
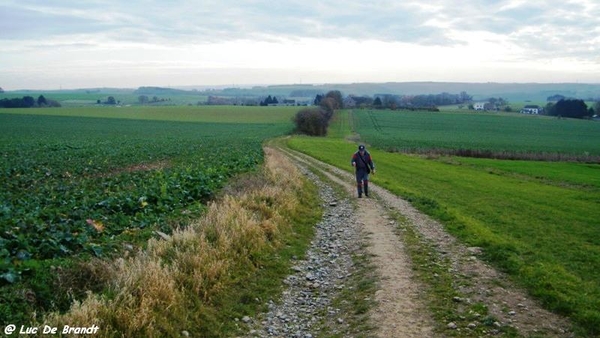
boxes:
[520,105,542,114]
[473,102,486,111]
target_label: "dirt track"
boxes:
[278,146,573,337]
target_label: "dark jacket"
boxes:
[351,151,375,172]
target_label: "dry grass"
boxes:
[44,147,306,337]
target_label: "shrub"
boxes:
[293,107,331,136]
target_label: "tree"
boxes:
[37,95,47,107]
[314,94,324,105]
[552,99,589,119]
[319,97,337,115]
[373,97,383,108]
[325,90,343,110]
[46,99,61,107]
[547,94,566,101]
[352,96,374,107]
[594,102,600,115]
[106,96,116,105]
[545,102,556,116]
[138,95,149,104]
[261,95,274,106]
[459,91,472,102]
[23,96,35,108]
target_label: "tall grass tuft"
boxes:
[44,147,309,337]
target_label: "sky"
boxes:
[1,0,600,90]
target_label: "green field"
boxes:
[351,109,600,160]
[0,89,208,106]
[0,106,297,323]
[2,105,298,123]
[288,110,600,336]
[3,104,600,335]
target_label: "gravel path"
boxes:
[243,145,573,337]
[242,154,365,337]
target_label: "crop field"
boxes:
[3,105,298,123]
[0,106,296,323]
[351,109,600,160]
[288,110,600,336]
[0,90,208,106]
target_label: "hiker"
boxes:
[351,144,375,198]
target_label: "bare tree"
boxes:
[138,95,149,105]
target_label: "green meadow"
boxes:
[351,109,600,160]
[288,109,600,336]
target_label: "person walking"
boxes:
[351,144,375,198]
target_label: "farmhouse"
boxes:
[521,105,542,114]
[343,96,357,108]
[473,102,486,111]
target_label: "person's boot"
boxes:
[357,183,362,198]
[364,181,369,197]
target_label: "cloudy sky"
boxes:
[1,0,599,90]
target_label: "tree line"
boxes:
[260,95,279,106]
[0,95,61,108]
[138,95,171,104]
[545,99,597,119]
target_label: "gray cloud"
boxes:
[0,0,463,44]
[1,0,599,89]
[2,0,598,51]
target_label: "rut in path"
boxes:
[282,146,573,338]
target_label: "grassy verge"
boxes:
[40,147,322,337]
[286,134,600,337]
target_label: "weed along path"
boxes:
[247,145,574,338]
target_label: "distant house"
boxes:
[343,96,357,108]
[268,98,313,106]
[473,102,486,111]
[286,97,313,106]
[521,105,542,114]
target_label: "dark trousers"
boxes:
[355,169,369,196]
